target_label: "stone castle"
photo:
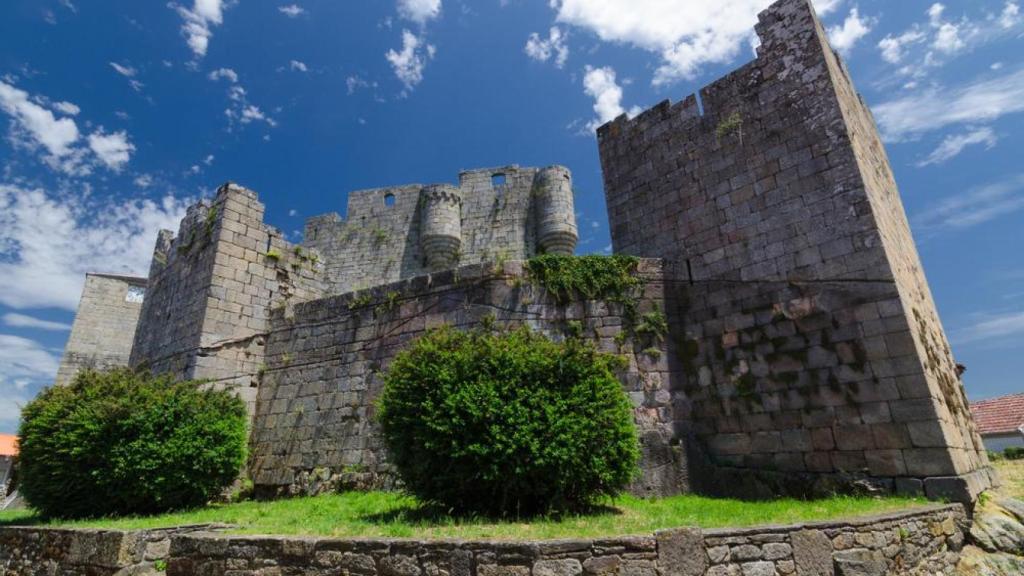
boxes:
[56,0,994,502]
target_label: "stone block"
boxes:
[791,529,834,576]
[656,528,706,576]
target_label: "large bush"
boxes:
[377,326,640,515]
[18,368,247,519]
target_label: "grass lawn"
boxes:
[0,492,926,540]
[993,458,1024,499]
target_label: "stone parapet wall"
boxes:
[249,259,683,498]
[165,504,965,576]
[303,166,577,295]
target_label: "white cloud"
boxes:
[1000,2,1021,28]
[386,30,435,92]
[916,127,996,167]
[552,0,776,85]
[203,154,215,165]
[913,173,1024,232]
[955,310,1024,344]
[346,75,372,94]
[582,65,642,132]
[278,4,305,18]
[52,101,80,116]
[827,7,873,55]
[932,21,965,54]
[173,0,227,58]
[109,62,137,77]
[0,183,191,310]
[0,80,80,167]
[525,27,569,68]
[0,335,58,383]
[289,209,298,217]
[87,128,134,171]
[927,3,945,26]
[397,0,441,24]
[134,174,153,188]
[877,29,925,64]
[289,60,308,72]
[813,0,843,16]
[874,68,1024,141]
[208,67,239,83]
[2,313,71,331]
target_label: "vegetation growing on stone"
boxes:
[526,254,640,305]
[18,368,248,519]
[377,326,640,515]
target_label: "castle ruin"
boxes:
[56,0,994,502]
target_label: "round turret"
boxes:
[534,166,578,255]
[420,184,463,270]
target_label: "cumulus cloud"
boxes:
[172,0,228,59]
[207,67,239,83]
[877,29,926,64]
[87,128,135,171]
[278,4,305,18]
[289,60,308,72]
[913,173,1024,233]
[397,0,441,25]
[2,313,71,331]
[827,8,873,55]
[1001,2,1021,28]
[582,65,642,132]
[0,183,191,310]
[916,127,997,167]
[525,27,569,68]
[813,0,843,16]
[874,68,1024,141]
[386,30,435,92]
[0,80,80,167]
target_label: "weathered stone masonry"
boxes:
[596,0,991,500]
[56,0,993,504]
[0,504,970,575]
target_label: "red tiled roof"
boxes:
[970,393,1024,436]
[0,435,17,457]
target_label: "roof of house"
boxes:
[970,393,1024,436]
[0,435,17,457]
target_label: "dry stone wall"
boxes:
[55,273,147,386]
[166,504,966,576]
[596,0,991,501]
[249,260,685,498]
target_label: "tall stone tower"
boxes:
[598,0,993,500]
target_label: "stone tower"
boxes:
[534,165,578,255]
[419,184,463,270]
[598,0,993,500]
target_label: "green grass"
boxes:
[0,491,927,540]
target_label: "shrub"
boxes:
[18,368,247,519]
[1004,447,1024,460]
[377,326,640,515]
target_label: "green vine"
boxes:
[526,254,641,305]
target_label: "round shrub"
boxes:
[18,368,247,519]
[377,326,640,515]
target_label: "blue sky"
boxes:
[0,0,1022,433]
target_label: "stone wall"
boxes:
[166,504,966,576]
[303,166,578,295]
[0,524,219,575]
[55,273,147,386]
[596,0,991,501]
[249,259,684,498]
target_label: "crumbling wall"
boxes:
[130,184,326,411]
[303,166,578,295]
[597,0,991,500]
[55,273,147,386]
[248,260,685,498]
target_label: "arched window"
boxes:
[384,193,396,207]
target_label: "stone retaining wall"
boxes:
[166,504,965,576]
[0,524,220,575]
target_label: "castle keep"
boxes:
[57,0,993,502]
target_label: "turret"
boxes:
[420,184,463,269]
[533,166,578,255]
